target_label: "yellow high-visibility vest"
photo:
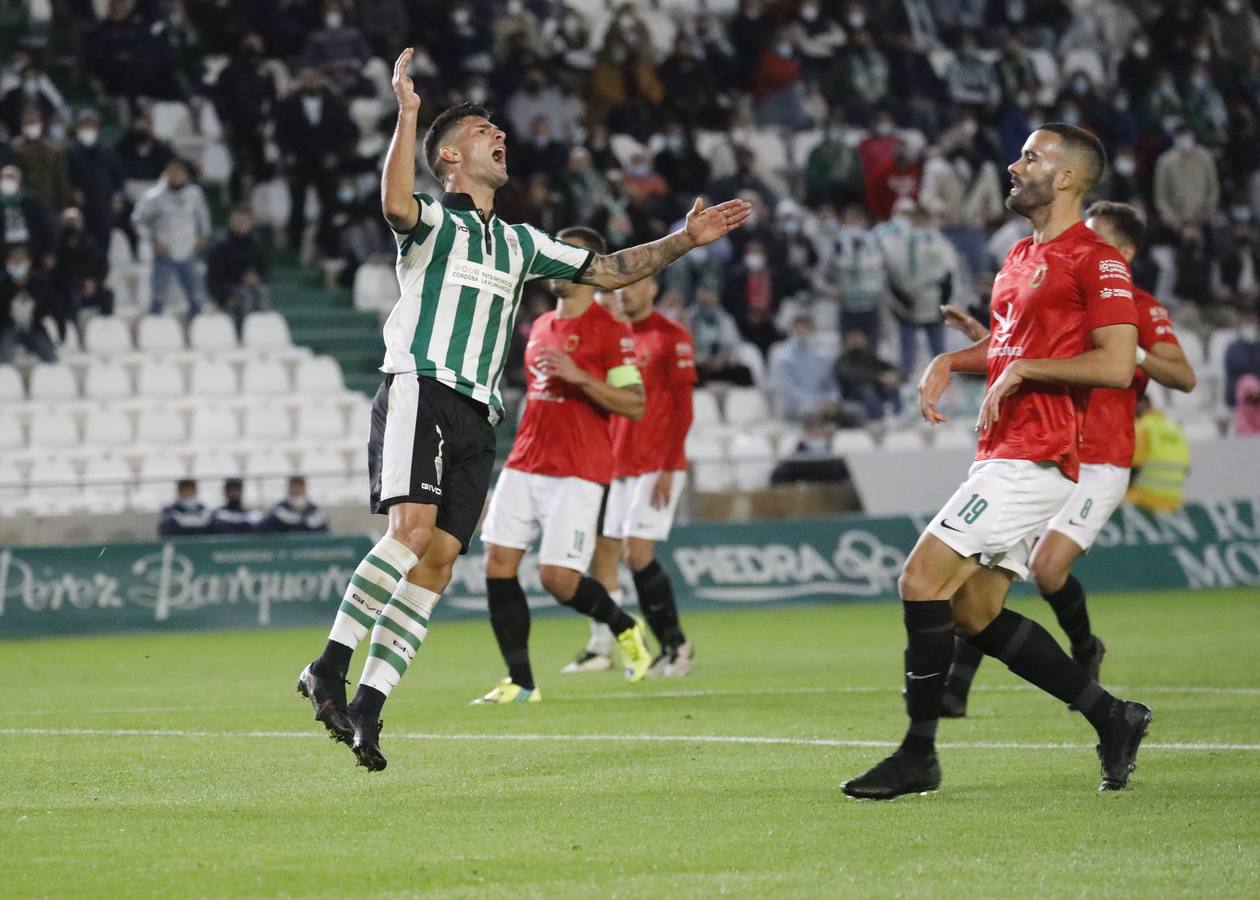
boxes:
[1126,411,1191,511]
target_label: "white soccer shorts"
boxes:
[479,468,605,570]
[1044,463,1130,552]
[602,470,687,542]
[925,459,1075,580]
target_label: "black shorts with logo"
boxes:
[367,374,495,553]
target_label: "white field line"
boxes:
[1,727,1257,753]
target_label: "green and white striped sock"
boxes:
[359,580,440,697]
[328,537,419,651]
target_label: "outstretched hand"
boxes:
[684,198,753,247]
[975,360,1026,432]
[392,48,421,114]
[940,304,987,342]
[917,355,952,425]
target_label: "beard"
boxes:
[1005,173,1054,217]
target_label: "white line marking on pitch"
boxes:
[1,727,1256,753]
[580,684,1260,700]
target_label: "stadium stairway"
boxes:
[268,259,382,397]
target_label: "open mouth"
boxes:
[492,147,506,165]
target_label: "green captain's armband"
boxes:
[607,365,642,388]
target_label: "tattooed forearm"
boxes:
[580,230,696,289]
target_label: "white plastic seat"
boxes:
[189,357,238,396]
[188,313,238,352]
[136,408,186,444]
[1176,330,1204,364]
[136,315,186,353]
[83,407,133,447]
[352,262,399,313]
[685,432,731,492]
[0,459,23,502]
[241,358,291,396]
[0,365,23,402]
[1183,418,1220,441]
[294,355,345,394]
[734,342,767,387]
[81,455,133,514]
[83,360,133,401]
[729,432,775,490]
[135,359,186,398]
[297,446,354,501]
[882,429,928,450]
[26,456,80,507]
[243,404,292,441]
[28,363,78,401]
[82,316,132,356]
[723,387,770,427]
[692,388,721,427]
[244,448,295,504]
[0,411,24,450]
[28,411,79,448]
[190,406,239,443]
[932,427,976,450]
[191,449,243,481]
[831,429,877,453]
[296,403,346,440]
[132,453,189,511]
[1206,328,1238,373]
[775,429,803,457]
[241,311,292,350]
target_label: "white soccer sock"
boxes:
[585,589,620,656]
[327,537,419,652]
[359,580,440,697]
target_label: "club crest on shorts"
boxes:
[1028,262,1048,288]
[564,334,580,351]
[434,424,444,483]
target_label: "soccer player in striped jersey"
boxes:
[475,227,653,704]
[566,276,698,677]
[296,48,751,771]
[935,201,1196,716]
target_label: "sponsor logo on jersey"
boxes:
[1098,259,1130,281]
[991,304,1018,345]
[447,259,518,299]
[1028,262,1048,288]
[1099,287,1133,300]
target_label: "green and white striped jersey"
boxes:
[383,191,593,421]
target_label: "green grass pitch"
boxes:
[2,588,1258,899]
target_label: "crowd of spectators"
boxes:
[0,0,1258,428]
[158,475,329,536]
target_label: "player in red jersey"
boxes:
[475,227,653,703]
[563,275,698,676]
[937,201,1197,716]
[843,124,1152,800]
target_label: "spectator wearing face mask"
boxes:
[815,203,887,346]
[10,110,73,212]
[302,0,372,89]
[0,165,57,268]
[0,244,58,363]
[685,283,754,387]
[769,417,851,485]
[132,158,211,316]
[806,121,864,208]
[158,479,213,537]
[114,112,175,186]
[0,63,65,134]
[260,476,330,533]
[208,204,269,329]
[1225,302,1260,411]
[1117,33,1159,99]
[834,327,902,421]
[1154,121,1219,238]
[212,33,277,203]
[65,109,127,251]
[768,313,848,425]
[794,0,847,79]
[492,0,544,64]
[864,137,922,222]
[726,239,782,353]
[51,207,113,334]
[1182,64,1228,145]
[750,28,810,130]
[653,125,710,201]
[513,115,570,180]
[209,478,259,534]
[834,29,889,118]
[876,197,957,376]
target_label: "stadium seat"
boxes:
[1206,328,1238,373]
[0,411,24,450]
[734,342,768,387]
[83,360,133,401]
[294,355,346,394]
[831,429,877,453]
[685,432,731,492]
[135,359,186,398]
[1183,418,1221,442]
[190,406,240,444]
[189,357,238,396]
[299,446,358,504]
[241,311,293,350]
[729,432,776,490]
[191,449,243,481]
[243,404,292,441]
[28,411,79,448]
[244,448,296,504]
[81,456,133,514]
[775,429,803,457]
[25,456,80,509]
[133,454,188,512]
[137,408,187,445]
[242,358,291,395]
[28,363,78,401]
[352,262,398,313]
[136,315,186,353]
[724,387,770,427]
[189,313,239,352]
[0,365,24,403]
[932,427,976,450]
[691,388,721,427]
[83,316,133,356]
[0,459,23,504]
[296,403,347,440]
[83,407,134,448]
[882,429,928,450]
[1177,330,1205,364]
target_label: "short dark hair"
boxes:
[556,225,606,254]
[176,478,196,492]
[1084,200,1147,252]
[1036,122,1107,192]
[423,102,491,180]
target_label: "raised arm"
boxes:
[381,48,421,234]
[917,337,990,424]
[579,197,752,289]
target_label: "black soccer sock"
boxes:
[565,576,636,635]
[317,639,353,677]
[632,560,685,649]
[943,637,985,704]
[897,600,955,758]
[349,684,386,722]
[1042,574,1093,650]
[966,608,1119,735]
[487,577,534,690]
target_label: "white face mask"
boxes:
[77,128,99,146]
[21,124,41,139]
[745,253,766,271]
[1238,323,1258,342]
[325,13,343,28]
[1114,155,1136,177]
[0,177,18,197]
[1175,133,1195,150]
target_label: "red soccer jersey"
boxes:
[1079,288,1181,467]
[505,301,637,484]
[976,220,1138,482]
[611,312,698,477]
